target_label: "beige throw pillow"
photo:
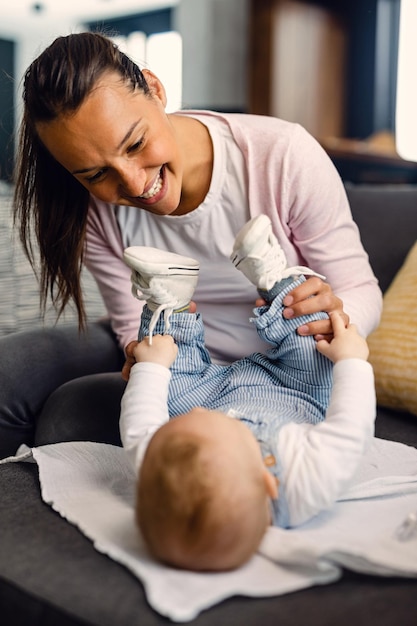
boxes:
[367,240,417,416]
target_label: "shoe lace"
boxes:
[265,236,325,281]
[254,244,325,283]
[281,266,326,280]
[131,275,178,344]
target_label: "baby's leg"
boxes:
[139,307,225,415]
[252,277,333,409]
[230,215,332,408]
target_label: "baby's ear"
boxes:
[263,469,279,499]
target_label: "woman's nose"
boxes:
[118,163,146,197]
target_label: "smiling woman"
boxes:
[0,31,382,459]
[35,69,210,213]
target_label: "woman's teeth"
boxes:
[140,171,163,199]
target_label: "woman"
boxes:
[1,32,381,458]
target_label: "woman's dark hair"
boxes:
[13,31,150,328]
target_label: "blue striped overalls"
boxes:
[138,277,334,527]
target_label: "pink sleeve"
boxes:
[84,198,143,352]
[248,122,382,337]
[283,126,382,336]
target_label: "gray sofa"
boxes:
[1,184,417,625]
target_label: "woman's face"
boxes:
[36,71,186,216]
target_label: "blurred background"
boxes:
[0,0,414,184]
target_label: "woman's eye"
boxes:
[86,169,106,183]
[127,139,144,153]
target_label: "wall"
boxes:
[346,0,400,138]
[249,0,400,141]
[269,0,347,138]
[10,0,250,116]
[174,0,249,111]
[1,21,83,180]
[0,0,250,180]
[0,38,14,180]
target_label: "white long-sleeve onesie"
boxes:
[120,358,376,527]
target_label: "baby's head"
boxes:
[137,408,278,571]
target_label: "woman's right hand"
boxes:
[122,340,138,381]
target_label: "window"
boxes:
[112,30,182,112]
[88,8,182,112]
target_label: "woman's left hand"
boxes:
[256,276,349,341]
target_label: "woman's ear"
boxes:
[142,69,167,107]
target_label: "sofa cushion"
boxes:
[367,240,417,416]
[345,183,417,293]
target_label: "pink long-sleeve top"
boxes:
[84,112,382,364]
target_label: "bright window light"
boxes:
[112,30,182,113]
[146,31,182,113]
[125,31,147,68]
[396,0,417,161]
[111,32,147,67]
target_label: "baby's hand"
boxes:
[316,311,369,363]
[133,334,178,368]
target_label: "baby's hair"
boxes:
[137,433,213,560]
[137,428,268,571]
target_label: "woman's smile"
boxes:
[138,167,164,200]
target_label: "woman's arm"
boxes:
[254,121,382,338]
[283,127,382,337]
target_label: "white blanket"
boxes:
[3,437,417,622]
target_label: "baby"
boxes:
[120,215,375,571]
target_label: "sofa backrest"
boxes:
[346,183,417,293]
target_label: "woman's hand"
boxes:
[122,335,178,378]
[122,340,138,381]
[256,277,349,341]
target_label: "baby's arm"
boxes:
[278,313,376,526]
[120,335,178,471]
